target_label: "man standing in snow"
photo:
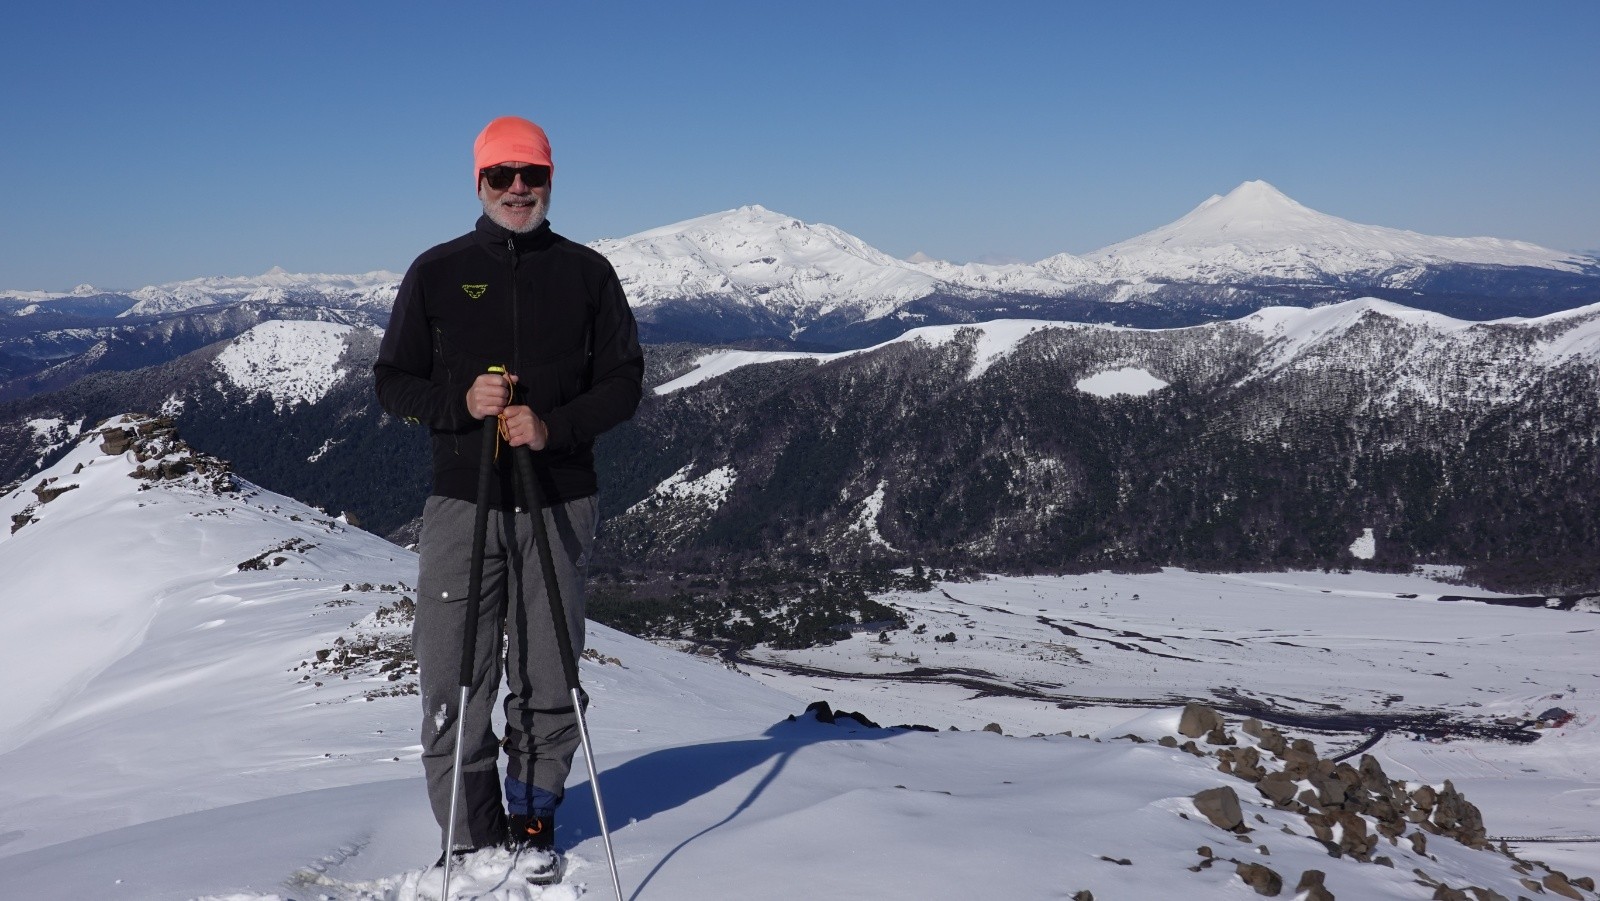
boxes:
[374,116,643,863]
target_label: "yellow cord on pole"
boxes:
[488,366,512,460]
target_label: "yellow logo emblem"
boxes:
[462,284,488,299]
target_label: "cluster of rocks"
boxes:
[236,536,318,571]
[1170,703,1595,899]
[98,415,235,492]
[9,475,80,532]
[297,595,420,700]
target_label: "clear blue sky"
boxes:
[2,1,1596,290]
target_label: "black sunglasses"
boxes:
[480,164,550,191]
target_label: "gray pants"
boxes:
[414,493,598,850]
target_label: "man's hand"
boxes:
[467,372,517,419]
[467,372,547,449]
[500,405,548,450]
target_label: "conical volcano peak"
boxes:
[1170,180,1332,236]
[1219,179,1298,207]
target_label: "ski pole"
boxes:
[512,444,625,901]
[441,368,503,901]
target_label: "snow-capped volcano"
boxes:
[1089,180,1591,284]
[591,205,946,322]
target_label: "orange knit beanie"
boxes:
[473,117,553,184]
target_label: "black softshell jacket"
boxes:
[374,217,644,509]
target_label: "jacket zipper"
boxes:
[508,236,521,383]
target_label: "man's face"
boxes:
[478,162,552,234]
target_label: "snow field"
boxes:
[1,420,1597,898]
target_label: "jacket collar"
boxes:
[474,216,557,258]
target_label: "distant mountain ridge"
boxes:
[1,181,1596,400]
[5,181,1596,352]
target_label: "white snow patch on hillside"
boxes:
[214,320,352,410]
[1237,298,1600,389]
[965,320,1054,379]
[654,350,822,394]
[26,418,75,441]
[629,465,737,513]
[1076,366,1169,397]
[847,480,897,550]
[1349,527,1377,560]
[657,319,1077,394]
[307,438,341,463]
[1527,305,1600,364]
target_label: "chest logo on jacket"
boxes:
[462,284,488,300]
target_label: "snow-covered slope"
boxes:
[0,416,789,859]
[1089,180,1591,283]
[0,419,1596,899]
[213,320,363,410]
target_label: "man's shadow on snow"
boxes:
[557,702,915,899]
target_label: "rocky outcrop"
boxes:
[96,415,235,492]
[1170,702,1595,901]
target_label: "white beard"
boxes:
[481,190,550,234]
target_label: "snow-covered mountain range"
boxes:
[1,267,400,319]
[1,418,1596,898]
[4,182,1596,359]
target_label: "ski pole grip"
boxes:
[487,364,509,387]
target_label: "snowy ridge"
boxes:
[655,298,1600,396]
[0,415,789,861]
[0,284,104,302]
[653,318,1093,394]
[117,267,400,317]
[213,320,355,410]
[1234,298,1600,406]
[1236,298,1480,372]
